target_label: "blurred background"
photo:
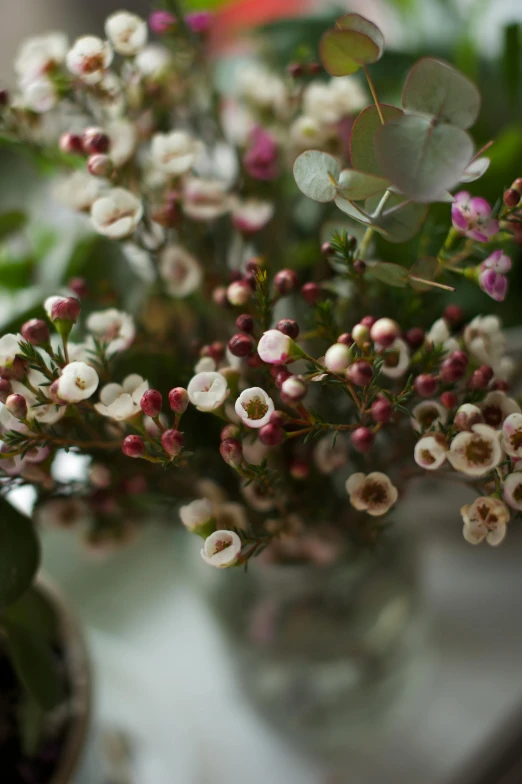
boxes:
[2,1,522,783]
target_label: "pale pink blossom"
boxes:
[502,413,522,458]
[235,387,274,429]
[200,530,242,568]
[187,371,228,412]
[414,433,448,470]
[95,374,148,420]
[448,423,502,476]
[461,497,509,546]
[345,472,398,516]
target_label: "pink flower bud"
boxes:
[161,428,184,457]
[351,426,374,453]
[405,327,424,349]
[236,314,254,333]
[258,329,303,365]
[227,280,251,306]
[360,315,376,328]
[186,11,213,33]
[168,387,189,414]
[21,318,49,346]
[443,304,464,326]
[324,343,351,373]
[0,378,12,403]
[290,458,309,480]
[221,424,240,440]
[82,127,110,155]
[149,10,175,34]
[274,269,298,296]
[414,374,438,398]
[371,396,392,423]
[351,324,370,346]
[469,369,489,389]
[0,357,27,381]
[440,356,466,382]
[281,375,307,401]
[212,286,228,307]
[87,154,113,177]
[228,333,254,358]
[220,437,243,467]
[346,361,373,387]
[337,332,353,346]
[68,277,89,299]
[59,132,84,155]
[140,389,162,418]
[6,393,27,420]
[504,188,521,208]
[259,423,285,446]
[51,296,81,324]
[454,404,483,431]
[276,318,299,339]
[122,435,145,458]
[440,391,457,408]
[370,317,400,348]
[243,127,279,181]
[301,282,321,304]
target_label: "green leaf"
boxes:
[365,260,408,287]
[320,26,381,76]
[350,104,403,176]
[0,211,26,242]
[408,257,442,290]
[503,24,521,102]
[0,255,35,290]
[337,168,390,200]
[375,115,474,202]
[365,193,428,242]
[335,13,385,57]
[321,219,367,246]
[0,497,40,607]
[293,150,341,202]
[460,156,490,183]
[402,58,481,130]
[333,195,373,224]
[5,621,63,710]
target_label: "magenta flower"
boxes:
[186,11,213,34]
[451,191,499,242]
[478,249,512,302]
[243,128,279,181]
[149,11,175,35]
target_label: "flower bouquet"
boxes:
[1,1,522,771]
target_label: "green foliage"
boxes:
[320,14,384,76]
[336,169,389,201]
[503,24,521,102]
[0,497,40,607]
[365,193,428,243]
[4,620,63,710]
[365,261,408,288]
[293,150,341,202]
[350,104,402,176]
[0,210,26,241]
[409,257,442,290]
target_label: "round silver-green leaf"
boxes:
[365,193,428,243]
[320,28,380,76]
[337,169,390,201]
[293,150,341,203]
[335,13,385,59]
[402,58,481,130]
[350,104,403,176]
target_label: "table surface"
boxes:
[37,476,522,784]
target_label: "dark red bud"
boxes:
[228,333,254,358]
[68,277,89,299]
[287,63,304,78]
[469,370,489,390]
[405,327,425,349]
[414,374,438,398]
[122,435,145,458]
[274,269,298,296]
[6,393,27,420]
[478,364,494,382]
[347,361,373,387]
[219,437,243,467]
[351,426,374,453]
[140,389,162,418]
[21,318,49,346]
[82,127,111,155]
[504,188,521,208]
[51,296,81,323]
[321,242,334,256]
[353,259,366,274]
[220,424,240,440]
[168,387,189,414]
[371,396,392,423]
[337,332,353,346]
[59,132,84,155]
[360,315,376,328]
[275,369,292,389]
[236,314,254,333]
[307,61,323,74]
[440,391,457,408]
[289,458,309,479]
[276,318,299,339]
[443,304,464,326]
[301,282,321,305]
[161,428,184,456]
[270,410,288,427]
[259,423,285,446]
[0,378,12,402]
[493,379,509,391]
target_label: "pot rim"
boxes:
[35,574,92,784]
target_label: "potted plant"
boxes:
[0,1,521,758]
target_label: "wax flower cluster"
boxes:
[0,8,520,570]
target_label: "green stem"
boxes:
[359,190,392,259]
[363,65,384,125]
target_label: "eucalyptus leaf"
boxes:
[365,260,408,287]
[365,193,428,242]
[0,211,26,242]
[409,257,442,290]
[5,621,63,710]
[375,115,474,202]
[337,169,390,200]
[0,497,40,606]
[350,104,403,176]
[320,28,380,76]
[402,58,481,130]
[333,195,373,224]
[460,156,490,183]
[335,13,385,58]
[293,150,341,202]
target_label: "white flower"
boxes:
[87,308,136,355]
[411,400,448,432]
[502,413,522,458]
[107,119,137,167]
[182,177,231,221]
[91,187,143,239]
[159,246,202,298]
[313,434,348,474]
[187,371,228,412]
[200,530,242,568]
[463,315,506,371]
[180,498,214,532]
[346,472,398,517]
[303,77,367,126]
[414,434,448,470]
[479,391,520,430]
[56,362,99,403]
[105,11,147,56]
[150,131,203,176]
[195,357,216,373]
[258,329,301,365]
[15,33,68,80]
[66,36,113,84]
[503,472,522,511]
[236,65,288,115]
[95,374,148,420]
[0,334,21,368]
[324,343,351,373]
[21,77,57,113]
[381,338,410,379]
[231,198,274,233]
[54,171,105,212]
[289,115,328,150]
[235,387,274,429]
[447,423,502,476]
[426,317,450,345]
[135,44,171,77]
[220,99,255,146]
[461,497,510,546]
[11,370,64,425]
